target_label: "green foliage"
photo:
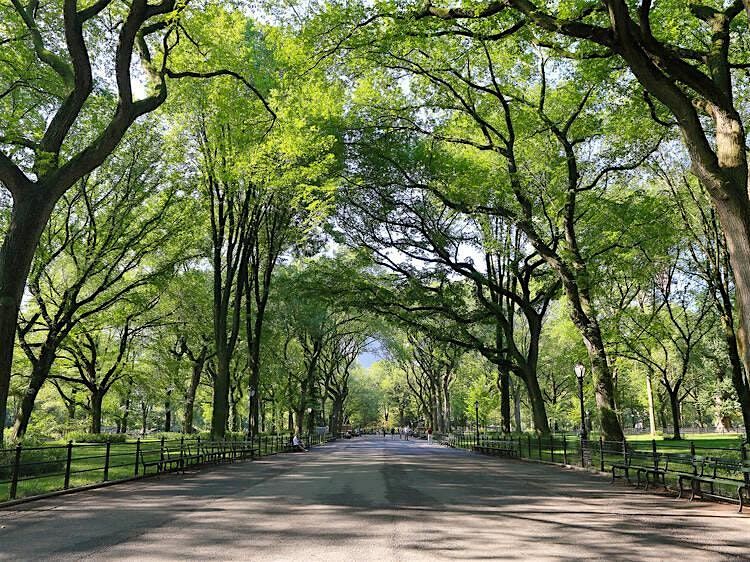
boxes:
[67,432,127,444]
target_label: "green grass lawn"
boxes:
[1,436,293,503]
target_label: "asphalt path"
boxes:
[1,436,748,561]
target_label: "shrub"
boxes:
[0,443,67,479]
[196,431,248,442]
[67,432,127,444]
[140,432,184,442]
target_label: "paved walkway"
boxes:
[0,437,748,560]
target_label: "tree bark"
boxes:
[211,349,231,439]
[498,367,510,434]
[90,389,104,434]
[10,343,56,439]
[666,387,682,440]
[183,348,206,434]
[121,396,130,434]
[520,369,550,434]
[512,377,522,432]
[164,392,172,433]
[0,191,56,443]
[645,369,656,436]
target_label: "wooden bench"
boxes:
[679,457,750,512]
[640,453,670,490]
[612,450,664,488]
[473,440,518,458]
[139,447,184,476]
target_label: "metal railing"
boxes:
[0,432,334,503]
[439,431,749,501]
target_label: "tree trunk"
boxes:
[667,388,682,440]
[331,396,344,434]
[718,306,750,437]
[10,345,56,440]
[645,369,656,436]
[511,377,522,432]
[90,389,104,434]
[183,354,204,433]
[140,401,149,436]
[579,322,624,442]
[441,379,451,432]
[67,388,77,421]
[121,395,130,434]
[210,350,230,439]
[0,191,56,444]
[498,367,510,434]
[164,393,172,433]
[520,370,550,434]
[296,407,304,436]
[246,310,265,439]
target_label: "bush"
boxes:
[140,432,185,442]
[67,432,127,444]
[0,442,67,479]
[196,431,248,442]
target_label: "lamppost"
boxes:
[248,387,256,441]
[575,363,588,441]
[474,400,480,446]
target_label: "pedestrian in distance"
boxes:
[391,427,395,440]
[427,427,433,444]
[292,433,307,452]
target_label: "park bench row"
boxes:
[472,440,519,458]
[612,451,750,512]
[139,441,260,476]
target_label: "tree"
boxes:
[56,302,163,434]
[658,167,750,436]
[0,0,183,442]
[11,128,192,438]
[618,260,715,439]
[412,0,750,428]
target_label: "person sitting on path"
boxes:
[292,433,307,452]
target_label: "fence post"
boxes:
[550,435,555,463]
[651,439,658,470]
[104,440,111,482]
[580,435,585,467]
[134,438,141,477]
[741,440,749,487]
[160,436,165,461]
[599,435,605,472]
[9,443,22,500]
[518,435,522,459]
[63,441,73,490]
[537,434,542,461]
[527,434,532,458]
[562,434,568,465]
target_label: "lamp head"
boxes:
[574,363,586,380]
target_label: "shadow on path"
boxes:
[0,437,746,561]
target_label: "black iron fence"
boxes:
[0,431,334,503]
[440,431,749,502]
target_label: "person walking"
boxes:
[427,427,433,444]
[391,427,395,440]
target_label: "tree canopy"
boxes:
[2,0,750,443]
